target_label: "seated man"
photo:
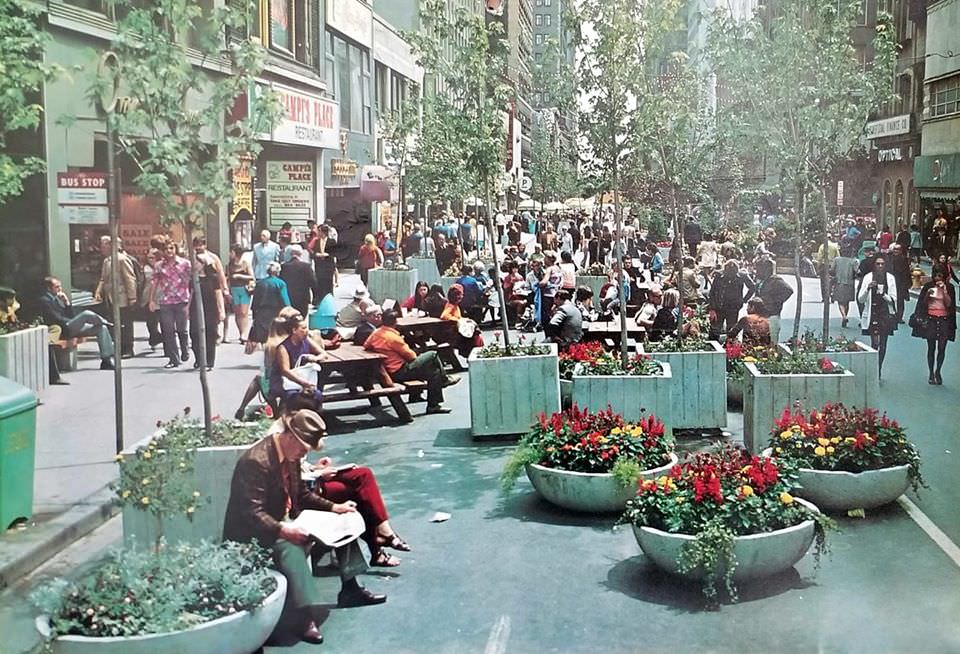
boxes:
[635,284,663,331]
[352,303,382,346]
[336,285,373,339]
[363,310,458,415]
[39,276,115,370]
[455,264,488,323]
[547,289,583,347]
[222,410,386,646]
[575,285,598,322]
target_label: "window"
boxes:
[535,14,542,26]
[258,0,315,66]
[535,0,542,5]
[545,14,551,26]
[535,34,544,45]
[855,0,867,25]
[544,0,551,6]
[328,30,372,133]
[931,75,960,118]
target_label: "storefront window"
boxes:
[329,30,372,134]
[894,179,904,225]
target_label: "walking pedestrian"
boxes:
[356,234,383,286]
[308,223,338,300]
[142,248,163,351]
[252,229,281,280]
[280,244,320,316]
[858,256,898,378]
[753,257,793,344]
[227,244,254,343]
[149,241,193,368]
[830,247,859,328]
[94,235,138,358]
[189,237,227,370]
[911,267,956,385]
[707,260,755,340]
[249,262,292,346]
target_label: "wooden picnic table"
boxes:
[315,343,413,423]
[395,314,464,371]
[581,320,646,347]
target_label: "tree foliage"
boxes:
[0,0,57,204]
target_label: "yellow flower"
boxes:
[121,490,131,499]
[779,492,794,505]
[791,425,803,433]
[186,506,195,514]
[817,438,830,447]
[631,427,643,438]
[827,446,835,454]
[192,491,201,498]
[675,496,684,504]
[141,478,151,485]
[743,356,757,363]
[814,446,827,456]
[740,485,754,497]
[114,454,124,462]
[741,465,752,473]
[844,437,856,443]
[142,451,152,460]
[779,430,793,440]
[610,427,622,435]
[775,447,782,454]
[140,497,150,505]
[830,437,841,444]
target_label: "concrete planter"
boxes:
[440,276,459,292]
[406,256,442,289]
[727,377,744,408]
[121,432,257,547]
[468,343,561,437]
[639,341,726,429]
[779,342,879,409]
[571,363,673,430]
[525,453,678,513]
[0,325,48,394]
[37,570,285,654]
[795,464,911,511]
[742,363,857,453]
[632,499,819,581]
[367,268,418,305]
[575,275,608,300]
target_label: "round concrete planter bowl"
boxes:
[36,571,286,654]
[525,453,679,513]
[632,498,819,581]
[795,464,911,511]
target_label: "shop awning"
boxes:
[918,190,960,200]
[914,154,960,191]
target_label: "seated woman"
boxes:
[422,284,447,318]
[502,262,527,326]
[269,313,327,413]
[441,284,484,357]
[649,288,681,341]
[400,281,430,314]
[234,307,302,419]
[727,297,771,347]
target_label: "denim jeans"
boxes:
[159,302,189,364]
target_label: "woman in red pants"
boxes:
[308,460,411,567]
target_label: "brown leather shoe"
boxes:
[302,621,324,644]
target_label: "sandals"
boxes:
[370,550,401,567]
[377,533,412,552]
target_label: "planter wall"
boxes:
[468,343,560,436]
[779,342,879,409]
[525,453,678,513]
[121,434,255,547]
[639,342,726,428]
[406,256,442,289]
[571,363,673,430]
[0,325,49,394]
[632,498,819,581]
[559,379,572,408]
[440,276,459,292]
[367,268,418,305]
[742,363,858,453]
[39,570,286,654]
[795,464,910,511]
[575,275,608,301]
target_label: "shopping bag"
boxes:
[282,355,321,392]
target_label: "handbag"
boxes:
[282,355,321,392]
[908,312,928,331]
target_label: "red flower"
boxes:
[818,357,835,372]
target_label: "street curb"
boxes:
[0,485,118,592]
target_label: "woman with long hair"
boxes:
[356,233,383,286]
[857,256,898,377]
[400,281,430,314]
[227,244,255,343]
[911,266,956,385]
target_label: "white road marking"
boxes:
[484,614,511,654]
[898,496,960,568]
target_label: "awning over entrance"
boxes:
[914,153,960,193]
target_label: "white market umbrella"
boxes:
[544,201,567,212]
[465,196,484,206]
[518,199,542,211]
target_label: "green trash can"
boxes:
[0,376,38,530]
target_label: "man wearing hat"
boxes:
[352,303,382,346]
[223,410,386,645]
[337,284,373,334]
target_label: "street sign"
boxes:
[58,171,109,224]
[837,180,845,207]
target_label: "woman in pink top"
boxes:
[910,267,956,385]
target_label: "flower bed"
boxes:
[31,541,283,654]
[502,406,675,512]
[117,412,269,547]
[725,342,775,409]
[621,446,833,603]
[469,341,560,437]
[780,332,879,409]
[768,403,923,510]
[639,339,726,429]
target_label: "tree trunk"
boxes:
[485,177,511,346]
[791,183,805,343]
[613,161,628,366]
[671,188,684,342]
[184,221,213,439]
[820,186,831,340]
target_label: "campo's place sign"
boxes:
[865,114,910,140]
[269,83,340,151]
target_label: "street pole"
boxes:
[106,111,125,453]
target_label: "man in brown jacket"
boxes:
[95,235,138,357]
[223,410,386,645]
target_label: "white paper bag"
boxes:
[282,355,322,392]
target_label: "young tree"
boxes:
[576,0,684,363]
[0,0,57,203]
[380,94,420,243]
[405,94,472,219]
[96,0,279,434]
[710,1,896,340]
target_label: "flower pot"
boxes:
[525,453,678,513]
[778,341,879,409]
[632,499,819,581]
[794,464,911,511]
[36,570,286,654]
[366,268,418,305]
[0,325,49,394]
[571,363,673,430]
[742,362,857,453]
[638,341,726,429]
[468,343,561,436]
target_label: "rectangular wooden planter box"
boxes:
[742,362,858,453]
[575,275,607,300]
[367,268,418,305]
[407,256,442,289]
[778,341,879,409]
[468,343,561,437]
[638,341,726,429]
[0,325,48,395]
[571,363,674,431]
[121,433,256,547]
